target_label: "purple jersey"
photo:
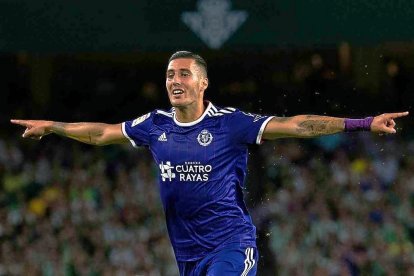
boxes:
[122,102,273,261]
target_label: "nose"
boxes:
[172,75,181,86]
[173,76,181,86]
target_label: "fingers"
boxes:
[11,119,34,138]
[378,111,408,134]
[384,127,397,134]
[22,129,42,139]
[11,119,48,140]
[10,119,31,127]
[385,111,409,119]
[388,119,396,128]
[22,128,33,138]
[381,118,397,134]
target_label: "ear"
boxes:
[201,77,209,91]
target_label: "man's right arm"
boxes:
[10,120,128,146]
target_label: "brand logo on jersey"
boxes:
[159,161,212,182]
[241,111,266,122]
[197,129,213,146]
[159,161,176,181]
[158,132,167,142]
[132,113,151,127]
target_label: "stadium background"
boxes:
[1,0,414,275]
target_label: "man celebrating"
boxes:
[11,51,409,275]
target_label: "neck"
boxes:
[175,101,207,123]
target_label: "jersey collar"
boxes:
[173,101,213,127]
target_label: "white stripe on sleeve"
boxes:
[256,116,274,145]
[121,122,138,148]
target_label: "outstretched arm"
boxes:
[10,119,128,146]
[262,112,409,140]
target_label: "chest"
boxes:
[149,121,231,164]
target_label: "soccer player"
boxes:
[11,51,408,275]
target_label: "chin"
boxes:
[170,100,189,108]
[170,102,186,108]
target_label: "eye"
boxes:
[167,73,174,79]
[181,72,190,77]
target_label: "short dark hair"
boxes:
[168,51,208,77]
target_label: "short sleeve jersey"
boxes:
[122,102,274,262]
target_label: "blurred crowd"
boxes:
[0,131,413,275]
[2,48,414,275]
[0,139,177,275]
[254,133,414,275]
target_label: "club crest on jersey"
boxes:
[197,129,213,146]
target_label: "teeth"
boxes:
[173,89,184,95]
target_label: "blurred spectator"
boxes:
[2,133,410,274]
[2,49,413,275]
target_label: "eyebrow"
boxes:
[166,68,192,74]
[167,68,191,72]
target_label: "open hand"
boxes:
[10,119,53,140]
[370,112,409,134]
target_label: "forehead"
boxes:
[167,58,196,71]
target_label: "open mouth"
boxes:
[172,89,184,95]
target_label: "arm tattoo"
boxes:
[297,120,329,136]
[297,117,343,136]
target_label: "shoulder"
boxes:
[127,108,173,127]
[208,106,272,129]
[206,104,237,118]
[207,105,260,122]
[154,108,174,119]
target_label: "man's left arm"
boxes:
[262,112,409,140]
